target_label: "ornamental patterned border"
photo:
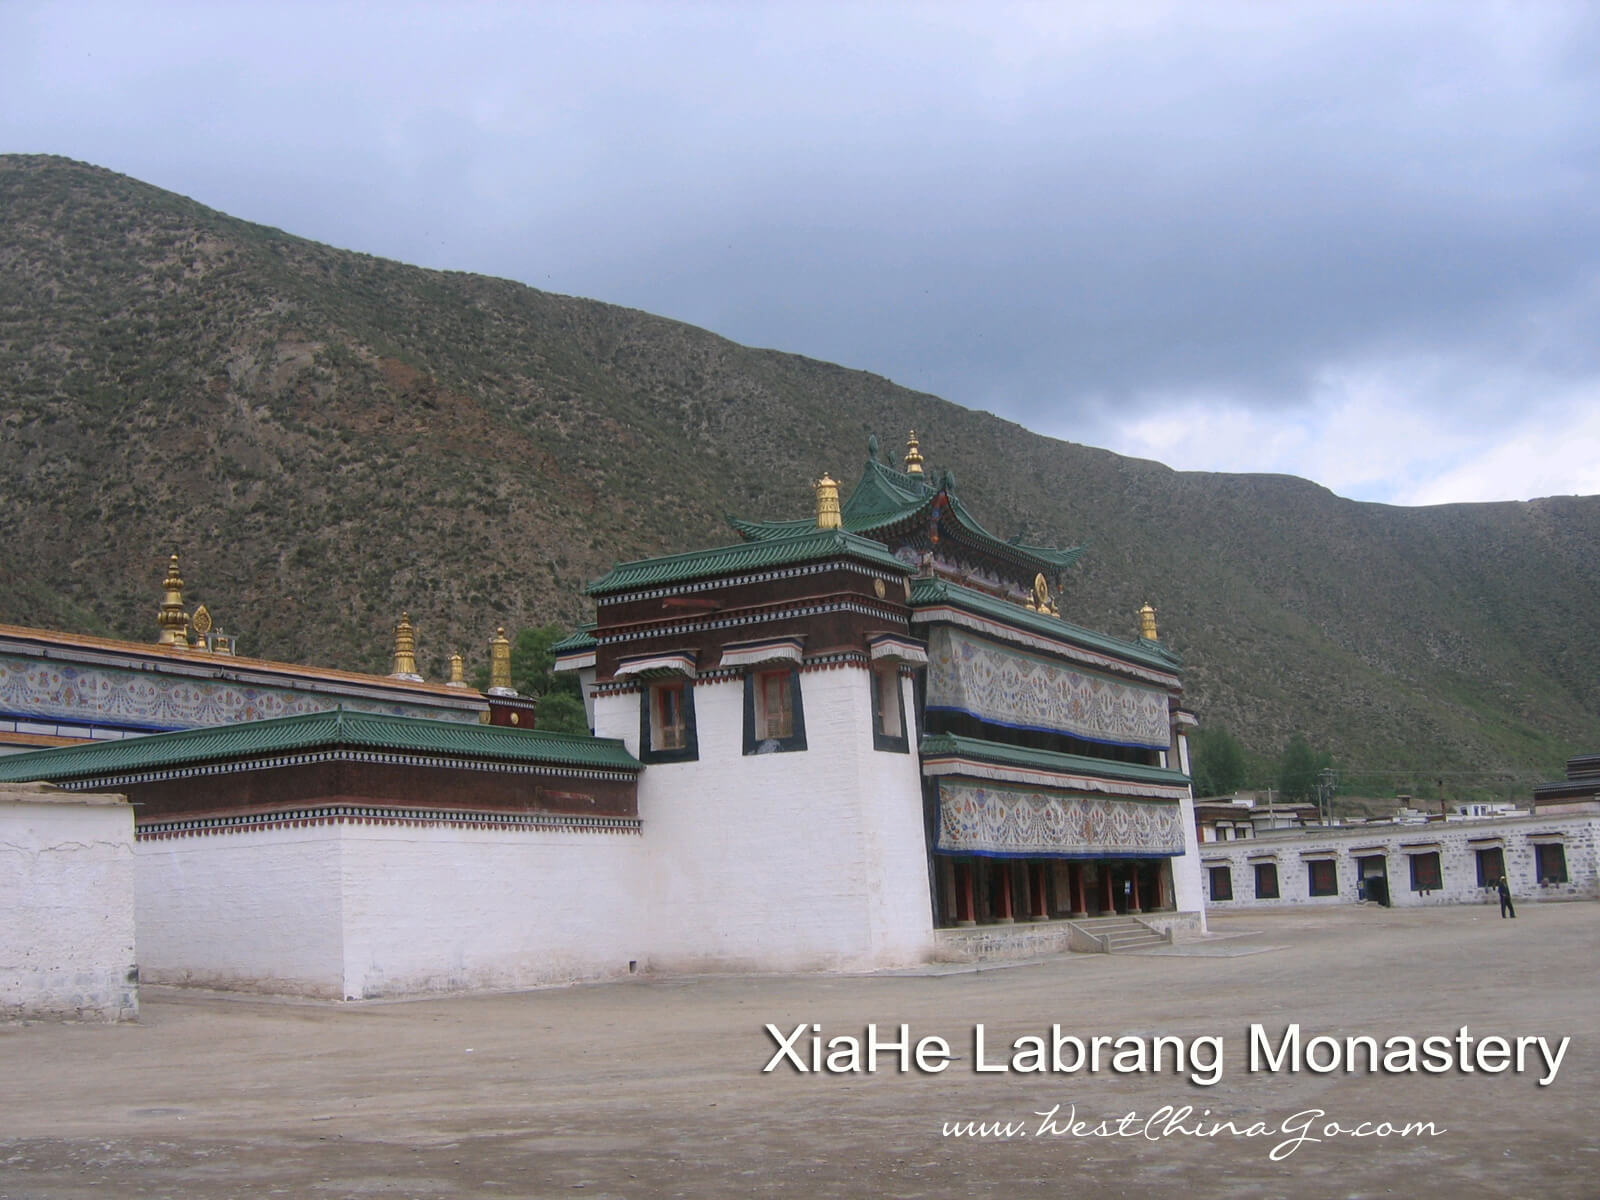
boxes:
[926,628,1172,750]
[920,755,1190,801]
[595,598,908,648]
[0,653,482,732]
[937,780,1186,858]
[596,560,905,606]
[137,803,642,841]
[595,651,886,696]
[52,748,638,792]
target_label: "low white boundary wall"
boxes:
[1,784,137,1021]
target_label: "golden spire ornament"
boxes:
[904,430,925,475]
[390,613,421,680]
[1139,603,1159,641]
[815,473,842,530]
[447,651,467,688]
[489,627,515,695]
[156,554,190,646]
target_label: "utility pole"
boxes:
[1318,767,1337,825]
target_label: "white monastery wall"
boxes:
[611,667,933,973]
[136,824,346,997]
[1201,808,1600,911]
[0,784,138,1021]
[337,821,648,999]
[1168,732,1207,930]
[138,815,650,1000]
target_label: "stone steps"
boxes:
[1069,916,1169,953]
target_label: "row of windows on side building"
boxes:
[1208,844,1569,902]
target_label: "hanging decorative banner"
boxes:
[937,779,1185,857]
[925,628,1170,748]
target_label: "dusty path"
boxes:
[2,904,1596,1199]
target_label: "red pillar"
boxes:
[1102,867,1115,914]
[1130,868,1144,914]
[995,863,1015,923]
[957,862,976,926]
[1030,863,1049,920]
[1070,863,1087,917]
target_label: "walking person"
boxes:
[1497,874,1516,919]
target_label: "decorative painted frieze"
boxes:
[937,780,1186,858]
[925,628,1171,749]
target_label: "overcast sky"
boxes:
[6,2,1599,505]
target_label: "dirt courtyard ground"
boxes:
[2,903,1596,1200]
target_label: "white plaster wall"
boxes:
[0,787,138,1021]
[1169,731,1208,932]
[136,826,346,997]
[1201,811,1600,911]
[337,823,649,999]
[1170,789,1209,932]
[606,667,934,973]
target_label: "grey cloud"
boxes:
[6,1,1600,460]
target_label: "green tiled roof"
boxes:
[910,578,1182,673]
[586,528,909,597]
[729,457,1085,575]
[920,732,1190,789]
[551,623,597,654]
[0,709,640,784]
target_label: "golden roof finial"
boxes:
[157,554,189,646]
[1139,603,1158,641]
[446,650,467,688]
[815,473,842,530]
[904,430,925,475]
[489,626,515,695]
[390,612,421,679]
[191,604,213,652]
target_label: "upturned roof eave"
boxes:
[585,528,911,597]
[0,708,641,783]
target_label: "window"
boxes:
[639,679,698,763]
[871,667,909,753]
[1208,866,1232,901]
[1409,851,1442,892]
[1475,847,1505,888]
[1254,862,1279,900]
[1535,843,1568,885]
[743,668,807,754]
[1307,859,1338,897]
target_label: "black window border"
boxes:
[639,679,700,764]
[1536,843,1569,884]
[871,667,910,753]
[1408,851,1442,892]
[1208,865,1233,902]
[743,667,808,755]
[1307,859,1338,897]
[1253,861,1280,900]
[1474,846,1505,888]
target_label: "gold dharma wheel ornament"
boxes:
[1033,574,1050,609]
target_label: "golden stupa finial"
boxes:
[390,612,421,679]
[1139,603,1158,641]
[157,554,189,646]
[446,650,467,688]
[489,626,515,695]
[815,473,842,530]
[904,430,925,475]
